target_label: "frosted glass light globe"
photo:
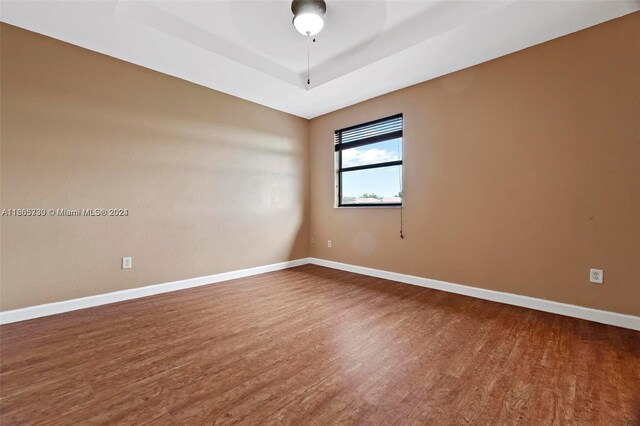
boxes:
[293,12,324,36]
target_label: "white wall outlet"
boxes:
[327,240,332,248]
[589,268,603,284]
[122,257,132,269]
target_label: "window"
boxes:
[335,114,403,206]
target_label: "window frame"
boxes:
[335,113,403,208]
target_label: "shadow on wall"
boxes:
[1,24,310,310]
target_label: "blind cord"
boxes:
[398,137,404,239]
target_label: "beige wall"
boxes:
[0,24,309,310]
[309,13,640,316]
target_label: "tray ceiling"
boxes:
[1,0,638,118]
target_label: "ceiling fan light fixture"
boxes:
[291,0,326,36]
[293,12,324,36]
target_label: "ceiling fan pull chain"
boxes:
[307,33,311,85]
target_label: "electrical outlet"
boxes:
[589,268,603,284]
[327,240,332,248]
[122,257,132,269]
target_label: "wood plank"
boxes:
[1,265,638,424]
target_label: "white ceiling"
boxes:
[1,0,638,119]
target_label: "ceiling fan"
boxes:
[291,0,327,85]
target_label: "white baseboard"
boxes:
[309,258,640,331]
[0,258,310,325]
[3,256,637,331]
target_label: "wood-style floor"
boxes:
[1,265,639,425]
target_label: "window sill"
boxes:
[335,205,402,209]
